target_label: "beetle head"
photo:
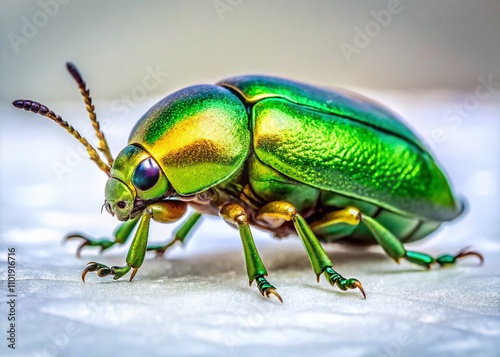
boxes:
[105,144,170,221]
[12,63,172,222]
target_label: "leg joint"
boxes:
[220,203,248,225]
[256,201,297,222]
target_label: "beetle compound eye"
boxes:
[132,158,160,191]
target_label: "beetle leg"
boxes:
[256,202,365,299]
[81,262,131,282]
[435,246,484,267]
[82,210,152,282]
[220,203,283,303]
[360,215,483,268]
[147,212,203,257]
[64,217,140,257]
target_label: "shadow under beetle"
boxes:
[13,63,483,302]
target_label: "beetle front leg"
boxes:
[257,202,366,299]
[220,203,283,303]
[82,210,151,282]
[82,201,188,282]
[65,217,140,257]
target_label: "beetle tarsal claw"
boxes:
[82,262,106,282]
[76,241,91,258]
[455,247,484,265]
[351,281,366,300]
[81,262,133,282]
[254,276,283,302]
[130,268,139,281]
[323,268,366,300]
[264,287,284,303]
[64,234,91,258]
[81,262,116,282]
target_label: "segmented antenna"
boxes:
[65,62,114,166]
[12,99,111,176]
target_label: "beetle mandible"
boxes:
[13,63,483,302]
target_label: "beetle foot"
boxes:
[81,262,132,282]
[146,238,179,258]
[436,246,484,267]
[253,276,283,303]
[322,267,366,299]
[64,233,115,258]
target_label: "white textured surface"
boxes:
[0,91,499,357]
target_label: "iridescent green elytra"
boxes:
[13,63,483,302]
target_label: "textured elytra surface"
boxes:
[252,98,458,221]
[0,91,499,357]
[219,76,424,149]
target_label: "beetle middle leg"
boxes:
[220,203,283,303]
[65,217,140,257]
[256,202,366,299]
[146,211,203,257]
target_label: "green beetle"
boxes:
[13,63,482,302]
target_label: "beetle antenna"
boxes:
[65,62,114,166]
[12,99,111,176]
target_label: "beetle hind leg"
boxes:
[360,215,483,268]
[256,202,366,299]
[435,247,484,267]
